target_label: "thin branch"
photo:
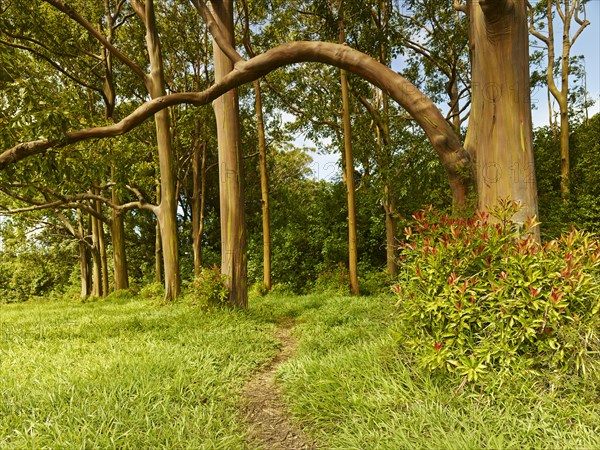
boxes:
[42,0,147,82]
[0,38,102,93]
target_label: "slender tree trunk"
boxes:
[78,212,91,298]
[111,172,129,290]
[558,37,570,200]
[464,0,539,236]
[155,185,163,284]
[339,13,359,296]
[383,187,398,277]
[95,192,109,296]
[375,1,398,277]
[210,0,248,308]
[140,0,180,300]
[90,212,102,297]
[254,79,272,291]
[191,123,207,276]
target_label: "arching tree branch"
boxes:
[0,40,472,204]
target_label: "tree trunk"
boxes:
[141,0,180,300]
[95,193,109,296]
[339,15,359,296]
[383,187,398,277]
[254,79,272,291]
[90,212,102,297]
[111,176,129,290]
[78,212,91,298]
[210,0,248,308]
[340,68,359,295]
[464,0,539,235]
[191,124,207,276]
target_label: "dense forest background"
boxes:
[0,0,598,302]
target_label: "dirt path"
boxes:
[242,319,317,450]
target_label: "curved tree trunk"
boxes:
[464,0,538,235]
[0,42,473,211]
[210,0,248,308]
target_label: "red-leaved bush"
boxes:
[394,199,600,381]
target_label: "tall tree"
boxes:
[460,0,539,230]
[529,0,590,200]
[1,0,544,302]
[194,0,248,307]
[338,1,359,295]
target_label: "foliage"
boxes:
[138,282,165,299]
[358,266,393,297]
[0,221,75,302]
[535,114,600,238]
[393,200,600,380]
[312,263,351,295]
[190,265,229,308]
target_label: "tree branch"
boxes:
[0,41,471,190]
[42,0,147,82]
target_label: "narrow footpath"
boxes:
[242,319,317,450]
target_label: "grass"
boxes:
[254,295,600,450]
[2,292,600,449]
[0,294,279,449]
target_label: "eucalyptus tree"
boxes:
[529,0,591,200]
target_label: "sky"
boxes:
[296,2,600,181]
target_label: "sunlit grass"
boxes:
[2,293,599,449]
[256,295,600,449]
[0,295,278,449]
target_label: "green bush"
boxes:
[359,267,393,296]
[394,200,600,381]
[139,282,165,299]
[312,263,351,295]
[191,265,229,307]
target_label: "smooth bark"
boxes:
[464,0,538,233]
[95,193,109,296]
[254,80,272,291]
[90,212,102,297]
[339,16,359,296]
[110,173,129,290]
[0,41,472,208]
[529,0,590,200]
[210,0,248,308]
[78,212,91,298]
[191,124,207,276]
[137,0,180,300]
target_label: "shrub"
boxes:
[191,266,229,307]
[312,263,350,295]
[359,268,393,296]
[139,282,165,299]
[394,200,600,381]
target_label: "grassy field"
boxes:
[1,293,599,449]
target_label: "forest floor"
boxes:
[1,292,600,449]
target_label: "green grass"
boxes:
[0,295,279,449]
[2,293,599,449]
[253,295,600,450]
